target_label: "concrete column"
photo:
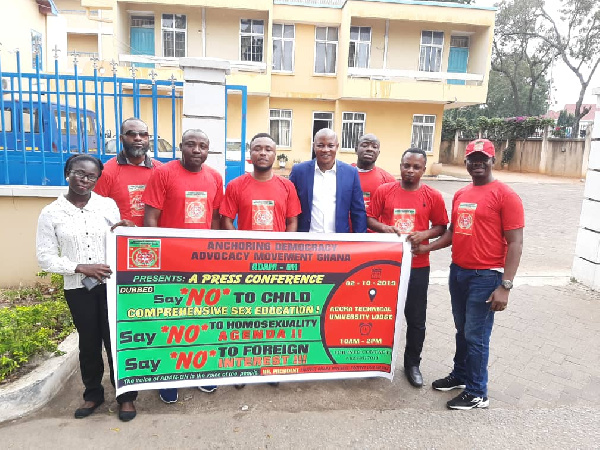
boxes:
[539,126,549,175]
[179,57,231,180]
[572,87,600,290]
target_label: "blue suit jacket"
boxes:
[289,159,367,233]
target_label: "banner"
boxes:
[107,228,411,396]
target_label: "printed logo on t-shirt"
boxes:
[456,202,477,235]
[363,192,371,209]
[128,185,146,217]
[252,200,274,231]
[393,209,416,233]
[185,191,208,224]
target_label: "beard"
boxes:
[123,141,149,158]
[253,163,273,172]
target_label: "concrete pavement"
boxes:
[3,174,600,449]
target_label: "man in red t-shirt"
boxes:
[221,132,301,390]
[143,130,223,230]
[351,134,395,231]
[142,129,223,403]
[367,147,448,389]
[94,118,162,226]
[417,139,524,410]
[220,132,301,232]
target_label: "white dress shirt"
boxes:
[310,161,337,233]
[36,192,120,290]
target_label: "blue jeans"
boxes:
[448,263,501,397]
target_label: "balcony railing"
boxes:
[347,67,484,85]
[119,54,267,73]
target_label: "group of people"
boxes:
[36,116,523,422]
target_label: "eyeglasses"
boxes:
[122,130,149,138]
[69,170,98,183]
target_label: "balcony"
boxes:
[118,55,270,95]
[344,68,487,105]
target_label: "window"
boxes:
[1,108,13,133]
[270,109,292,147]
[341,112,365,150]
[31,30,43,70]
[131,16,154,28]
[162,14,186,57]
[450,35,469,48]
[315,27,338,74]
[240,19,264,62]
[22,108,42,133]
[348,26,371,68]
[272,24,295,72]
[419,31,444,72]
[411,115,436,153]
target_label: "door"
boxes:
[130,16,155,68]
[447,36,469,85]
[312,112,333,159]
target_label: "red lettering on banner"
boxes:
[185,288,221,306]
[174,351,207,370]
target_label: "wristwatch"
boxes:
[501,279,514,290]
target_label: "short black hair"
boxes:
[64,154,104,178]
[120,117,146,134]
[401,147,427,164]
[181,129,208,142]
[250,132,275,147]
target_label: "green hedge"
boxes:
[0,274,74,382]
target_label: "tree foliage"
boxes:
[502,0,600,132]
[491,0,554,117]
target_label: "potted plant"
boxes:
[277,153,288,169]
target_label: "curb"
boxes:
[0,332,79,423]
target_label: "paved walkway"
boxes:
[3,176,600,449]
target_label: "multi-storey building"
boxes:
[2,0,496,173]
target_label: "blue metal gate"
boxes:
[0,51,183,186]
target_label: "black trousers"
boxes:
[403,266,430,368]
[64,284,137,404]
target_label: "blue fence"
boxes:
[0,51,183,186]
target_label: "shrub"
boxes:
[0,274,74,382]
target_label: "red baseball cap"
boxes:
[465,139,495,158]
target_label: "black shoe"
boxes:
[118,402,137,422]
[74,399,104,419]
[268,382,280,387]
[405,366,423,387]
[234,384,246,389]
[446,391,489,410]
[432,374,466,391]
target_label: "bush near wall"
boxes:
[441,116,556,164]
[0,273,74,382]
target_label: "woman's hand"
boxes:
[111,219,137,231]
[75,264,112,281]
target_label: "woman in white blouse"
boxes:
[36,154,138,422]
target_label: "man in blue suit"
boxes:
[289,128,367,233]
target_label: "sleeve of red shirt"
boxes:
[367,184,386,219]
[93,166,113,197]
[382,170,396,184]
[219,179,239,219]
[285,179,302,218]
[141,167,167,210]
[501,189,525,230]
[430,189,450,226]
[212,171,224,210]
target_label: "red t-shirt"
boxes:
[451,180,524,269]
[94,157,163,226]
[352,165,396,210]
[220,174,301,231]
[142,160,224,229]
[368,182,448,268]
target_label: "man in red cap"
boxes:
[415,138,524,410]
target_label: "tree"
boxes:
[556,110,575,127]
[491,0,554,117]
[514,0,600,132]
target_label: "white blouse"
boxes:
[36,192,120,290]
